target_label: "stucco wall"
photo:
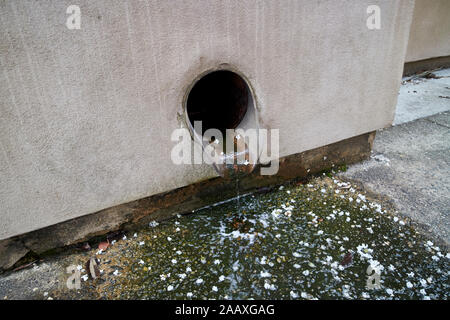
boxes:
[0,0,414,240]
[405,0,450,62]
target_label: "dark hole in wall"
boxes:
[186,70,249,134]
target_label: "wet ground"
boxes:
[35,175,449,300]
[2,69,448,300]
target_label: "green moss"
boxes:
[86,176,448,300]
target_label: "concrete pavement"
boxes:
[341,67,450,245]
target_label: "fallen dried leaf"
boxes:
[12,261,36,272]
[85,257,101,279]
[341,252,353,266]
[98,241,109,251]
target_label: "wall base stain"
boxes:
[0,131,375,272]
[403,55,450,76]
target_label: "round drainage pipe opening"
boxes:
[186,70,252,134]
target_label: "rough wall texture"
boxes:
[405,0,450,62]
[0,0,414,240]
[0,131,375,270]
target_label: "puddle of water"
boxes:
[68,177,449,300]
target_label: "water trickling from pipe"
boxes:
[206,132,257,216]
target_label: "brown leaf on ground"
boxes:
[98,241,109,251]
[422,72,440,79]
[85,257,101,279]
[12,261,36,272]
[341,252,353,266]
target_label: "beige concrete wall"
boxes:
[0,0,414,240]
[405,0,450,62]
